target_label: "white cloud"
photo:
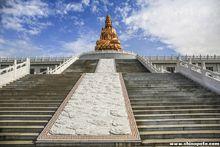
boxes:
[0,37,44,57]
[156,47,164,51]
[70,16,85,27]
[97,16,105,23]
[115,2,132,20]
[56,0,90,14]
[0,37,6,44]
[90,0,113,14]
[82,0,90,6]
[62,32,98,55]
[64,3,84,12]
[1,0,50,35]
[124,0,220,55]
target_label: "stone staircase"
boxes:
[1,57,220,146]
[123,73,220,146]
[115,59,150,73]
[0,59,98,147]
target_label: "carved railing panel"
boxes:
[137,55,169,73]
[176,60,220,94]
[0,59,30,88]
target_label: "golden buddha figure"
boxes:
[95,15,122,51]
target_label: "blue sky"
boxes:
[0,0,220,57]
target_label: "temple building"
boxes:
[0,15,220,147]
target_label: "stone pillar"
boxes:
[13,60,17,80]
[161,65,164,73]
[46,67,50,74]
[201,61,206,70]
[188,57,192,64]
[26,58,30,74]
[217,64,220,72]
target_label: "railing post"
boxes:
[188,57,192,64]
[161,65,164,73]
[177,59,181,67]
[13,60,17,81]
[46,67,50,74]
[202,61,206,70]
[26,58,30,74]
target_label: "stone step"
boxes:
[0,111,54,115]
[0,97,64,100]
[0,92,67,96]
[0,100,63,103]
[127,88,212,92]
[135,113,220,119]
[129,97,220,101]
[133,108,220,114]
[126,84,201,88]
[129,96,219,100]
[0,107,58,111]
[0,133,39,140]
[130,102,220,106]
[0,126,44,133]
[136,118,220,125]
[132,105,220,110]
[0,103,60,107]
[0,115,52,120]
[141,138,220,146]
[128,93,216,97]
[0,140,34,147]
[138,124,220,131]
[0,120,48,126]
[129,94,217,98]
[139,130,220,139]
[115,59,150,73]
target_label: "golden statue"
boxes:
[95,15,122,51]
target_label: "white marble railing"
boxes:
[176,60,220,94]
[137,55,169,73]
[145,55,220,61]
[47,56,78,74]
[1,54,220,63]
[0,58,30,88]
[0,57,69,62]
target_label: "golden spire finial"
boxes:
[95,15,122,51]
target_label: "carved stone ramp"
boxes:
[36,59,140,146]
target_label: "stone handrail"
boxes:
[0,57,69,63]
[176,59,220,94]
[0,58,30,88]
[145,55,220,61]
[137,55,168,73]
[47,56,79,74]
[1,54,220,63]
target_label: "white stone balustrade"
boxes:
[176,60,220,94]
[47,56,78,74]
[137,55,169,73]
[0,58,30,88]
